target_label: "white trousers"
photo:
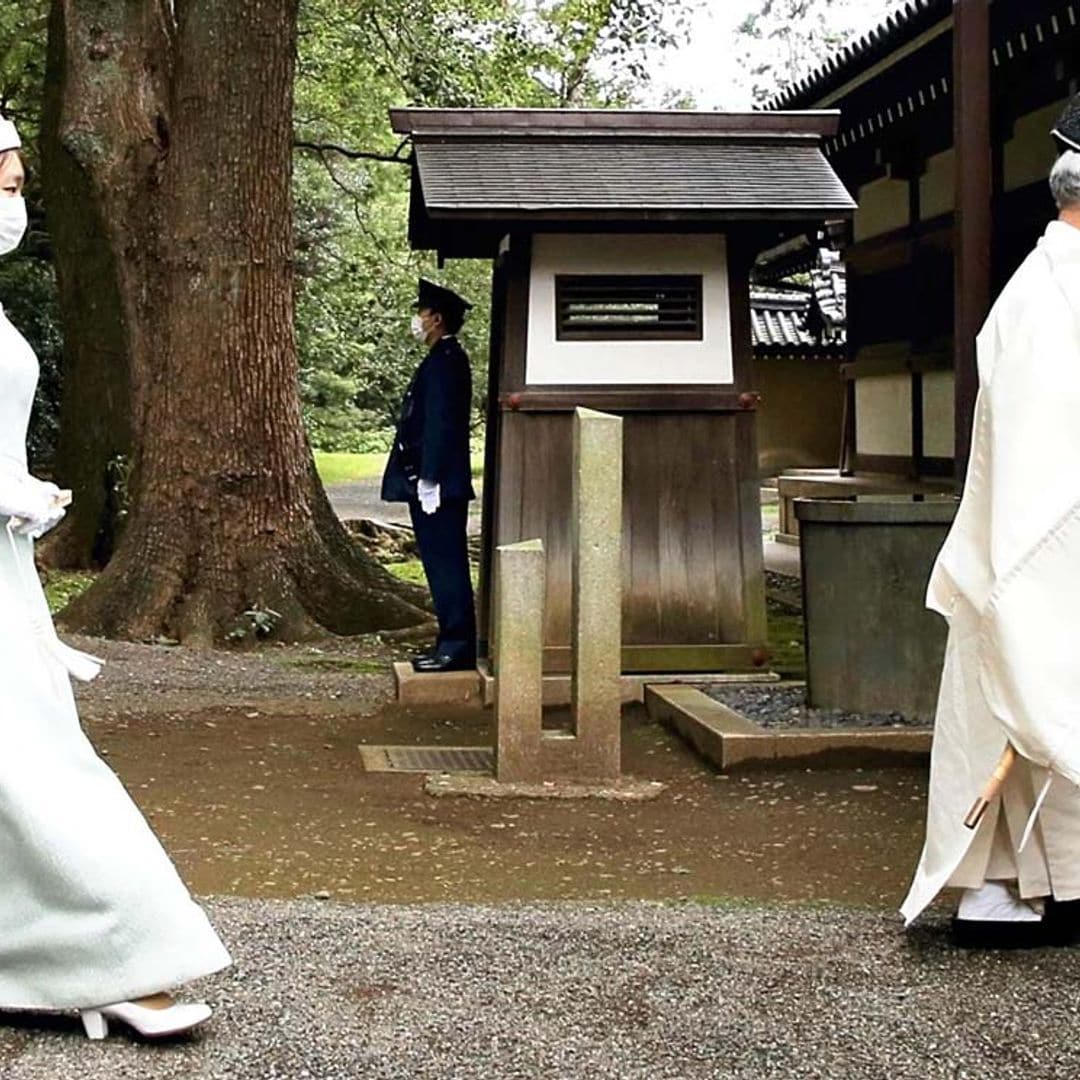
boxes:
[948,757,1080,901]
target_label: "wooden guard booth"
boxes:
[390,108,855,675]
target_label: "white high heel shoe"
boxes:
[80,1000,212,1040]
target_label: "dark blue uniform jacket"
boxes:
[381,336,476,503]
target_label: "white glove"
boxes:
[417,478,441,516]
[20,504,66,540]
[0,472,52,528]
[9,479,68,538]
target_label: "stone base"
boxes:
[777,468,952,541]
[391,659,780,708]
[645,685,932,771]
[425,774,667,801]
[393,661,483,706]
[476,661,778,708]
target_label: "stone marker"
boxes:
[569,407,623,780]
[494,539,546,783]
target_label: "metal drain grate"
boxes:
[360,745,494,774]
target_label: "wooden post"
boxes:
[953,0,992,485]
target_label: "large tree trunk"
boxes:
[43,0,427,645]
[39,1,133,569]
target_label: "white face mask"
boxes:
[0,197,26,256]
[410,314,427,342]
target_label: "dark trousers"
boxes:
[409,498,476,663]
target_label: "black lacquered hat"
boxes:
[415,278,472,324]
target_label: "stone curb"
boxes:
[393,659,780,709]
[393,661,484,706]
[644,685,932,771]
[425,774,667,801]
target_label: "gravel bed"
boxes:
[764,569,799,593]
[66,633,402,718]
[702,683,930,730]
[1,897,1077,1079]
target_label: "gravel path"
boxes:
[66,633,403,718]
[703,684,930,730]
[1,898,1077,1079]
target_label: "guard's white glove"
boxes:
[417,478,441,516]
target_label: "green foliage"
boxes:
[43,569,96,615]
[0,247,63,467]
[0,1,60,470]
[227,606,284,643]
[735,0,904,105]
[292,0,690,450]
[2,0,693,467]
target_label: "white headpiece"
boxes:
[0,117,21,154]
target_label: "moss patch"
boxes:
[386,558,479,590]
[44,570,96,615]
[386,559,428,587]
[767,603,806,681]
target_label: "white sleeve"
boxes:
[0,470,50,521]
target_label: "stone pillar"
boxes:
[494,539,545,783]
[570,407,623,780]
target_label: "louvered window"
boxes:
[555,275,704,341]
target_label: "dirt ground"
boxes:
[68,634,930,911]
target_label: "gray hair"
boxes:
[1050,150,1080,210]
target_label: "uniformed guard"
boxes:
[382,279,477,673]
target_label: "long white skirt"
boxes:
[0,528,230,1010]
[901,599,1080,922]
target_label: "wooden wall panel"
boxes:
[493,408,766,669]
[621,414,661,644]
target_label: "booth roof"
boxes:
[391,108,855,222]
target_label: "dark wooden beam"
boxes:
[953,0,992,485]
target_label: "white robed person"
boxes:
[902,96,1080,948]
[0,118,231,1035]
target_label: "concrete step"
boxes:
[645,684,932,771]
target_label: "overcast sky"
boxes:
[647,0,901,109]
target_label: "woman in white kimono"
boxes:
[0,118,231,1036]
[902,97,1080,948]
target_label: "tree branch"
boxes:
[294,138,411,165]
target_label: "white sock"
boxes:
[957,880,1043,922]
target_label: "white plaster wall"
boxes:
[856,373,912,456]
[922,370,955,458]
[525,234,733,386]
[919,148,955,220]
[853,176,910,243]
[1005,99,1068,193]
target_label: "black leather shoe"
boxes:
[1043,898,1080,945]
[411,647,438,664]
[951,915,1063,950]
[412,653,476,674]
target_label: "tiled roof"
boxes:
[751,252,847,354]
[752,290,814,348]
[769,0,950,110]
[390,108,855,219]
[411,139,857,214]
